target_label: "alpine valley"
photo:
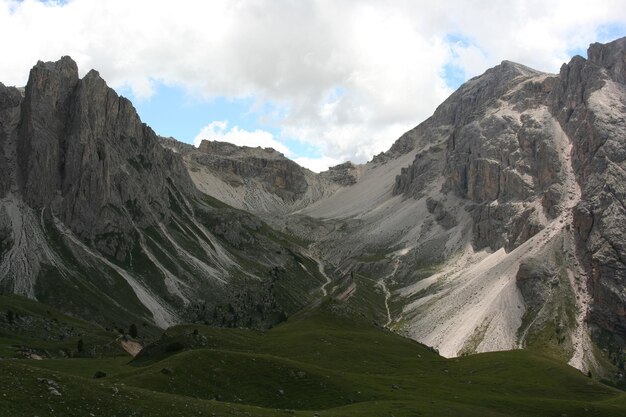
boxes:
[2,38,626,417]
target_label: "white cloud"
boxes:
[293,155,344,173]
[194,121,341,172]
[1,0,625,166]
[450,42,490,80]
[194,121,291,156]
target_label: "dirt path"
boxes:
[316,256,332,296]
[379,258,401,328]
[307,244,332,297]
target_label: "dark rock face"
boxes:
[393,60,565,251]
[516,258,557,309]
[0,83,23,196]
[319,162,359,186]
[469,203,544,252]
[11,58,195,259]
[549,37,626,336]
[588,38,626,84]
[392,144,445,197]
[193,140,309,201]
[425,197,457,230]
[17,57,81,207]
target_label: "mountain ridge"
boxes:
[1,37,626,377]
[0,55,329,333]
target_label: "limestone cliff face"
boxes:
[165,138,343,220]
[384,38,626,360]
[0,58,326,331]
[392,60,564,252]
[318,162,359,186]
[195,140,308,201]
[12,58,196,260]
[551,38,626,336]
[0,83,22,197]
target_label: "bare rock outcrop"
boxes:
[516,258,557,309]
[193,140,309,201]
[549,37,626,337]
[13,58,196,260]
[392,60,564,252]
[389,37,626,357]
[319,162,359,186]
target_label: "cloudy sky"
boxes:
[1,0,625,171]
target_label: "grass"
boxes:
[2,297,626,416]
[353,249,391,263]
[0,295,124,359]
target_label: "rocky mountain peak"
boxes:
[189,139,310,202]
[34,55,79,80]
[588,36,626,83]
[319,161,359,186]
[369,64,536,164]
[433,58,545,127]
[198,139,285,159]
[9,56,196,260]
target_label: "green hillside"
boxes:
[1,295,626,416]
[0,294,125,359]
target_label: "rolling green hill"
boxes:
[1,295,625,416]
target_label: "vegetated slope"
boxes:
[2,302,626,417]
[0,294,124,359]
[0,58,329,334]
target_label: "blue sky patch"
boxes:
[117,84,272,145]
[442,33,474,90]
[567,22,626,58]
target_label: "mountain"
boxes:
[179,38,626,375]
[310,38,626,374]
[160,136,358,228]
[1,38,626,381]
[0,57,328,334]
